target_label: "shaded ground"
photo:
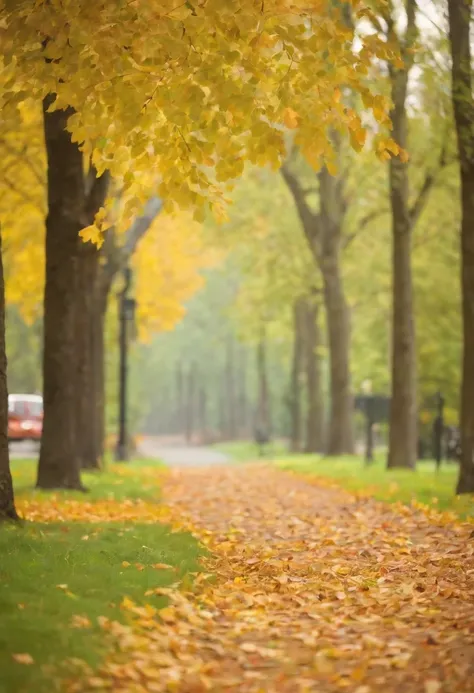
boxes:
[139,436,230,467]
[74,464,474,693]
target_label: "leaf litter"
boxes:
[63,465,473,693]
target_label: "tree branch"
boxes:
[342,207,389,250]
[280,164,320,242]
[409,141,451,227]
[85,167,110,223]
[101,196,163,290]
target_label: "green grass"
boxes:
[11,456,165,502]
[0,457,202,693]
[218,441,474,519]
[213,439,289,461]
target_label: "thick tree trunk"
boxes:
[448,0,474,493]
[289,299,304,452]
[0,229,18,520]
[387,64,417,470]
[303,298,324,453]
[76,244,100,469]
[37,97,85,490]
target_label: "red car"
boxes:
[8,394,43,443]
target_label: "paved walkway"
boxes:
[79,464,474,693]
[139,436,230,467]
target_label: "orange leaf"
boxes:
[12,653,34,665]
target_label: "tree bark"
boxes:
[76,243,100,469]
[320,253,353,454]
[303,298,324,453]
[448,0,474,493]
[0,228,18,520]
[386,7,418,469]
[37,97,85,490]
[256,329,270,434]
[198,384,207,441]
[289,299,304,452]
[185,365,195,444]
[226,337,237,440]
[237,344,248,438]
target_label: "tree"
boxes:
[448,0,474,493]
[36,97,109,489]
[0,0,400,505]
[0,228,18,520]
[302,295,325,453]
[282,151,355,455]
[383,0,419,469]
[288,298,305,452]
[379,0,452,469]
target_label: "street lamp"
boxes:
[115,266,136,462]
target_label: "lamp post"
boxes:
[115,266,136,462]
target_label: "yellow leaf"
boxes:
[121,561,131,568]
[283,107,299,130]
[152,563,173,570]
[158,606,176,623]
[79,224,104,248]
[424,681,441,693]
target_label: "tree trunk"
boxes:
[93,296,107,464]
[226,337,237,439]
[198,384,207,441]
[387,66,417,470]
[289,299,304,453]
[0,228,18,520]
[37,97,85,490]
[256,330,270,434]
[281,159,354,456]
[237,344,248,438]
[176,364,183,436]
[448,0,474,493]
[303,298,325,453]
[76,244,100,469]
[185,365,195,444]
[320,256,354,454]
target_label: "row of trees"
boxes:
[205,0,474,493]
[0,0,473,521]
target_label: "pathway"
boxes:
[139,436,230,467]
[77,465,474,693]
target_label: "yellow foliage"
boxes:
[1,0,398,217]
[133,211,216,341]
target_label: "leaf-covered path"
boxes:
[78,466,474,693]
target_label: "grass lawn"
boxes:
[0,457,202,693]
[217,441,474,519]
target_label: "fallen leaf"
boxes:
[12,653,34,665]
[424,680,442,693]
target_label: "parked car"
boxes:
[8,394,43,443]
